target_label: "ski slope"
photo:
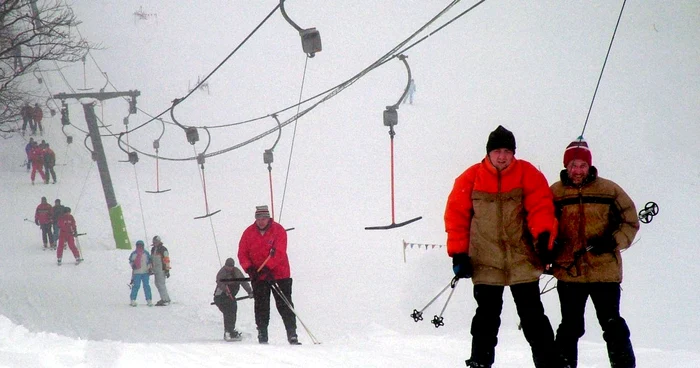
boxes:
[1,1,699,367]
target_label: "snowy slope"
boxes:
[1,1,699,367]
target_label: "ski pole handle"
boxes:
[257,254,272,273]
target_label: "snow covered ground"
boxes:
[1,1,699,367]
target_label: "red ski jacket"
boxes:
[30,146,44,165]
[237,220,290,280]
[35,203,53,225]
[57,213,77,234]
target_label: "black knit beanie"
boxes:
[486,125,516,153]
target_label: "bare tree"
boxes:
[0,0,92,129]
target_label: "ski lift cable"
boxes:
[80,0,477,160]
[278,56,309,223]
[264,114,283,219]
[109,0,464,136]
[131,164,149,240]
[579,0,627,139]
[92,3,282,136]
[63,0,462,152]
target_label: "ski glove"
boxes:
[452,253,473,279]
[246,267,258,281]
[588,235,616,255]
[536,232,554,265]
[165,270,170,278]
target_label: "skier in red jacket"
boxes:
[56,207,82,265]
[237,205,299,345]
[34,196,54,249]
[29,144,46,184]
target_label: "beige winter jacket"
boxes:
[551,167,639,283]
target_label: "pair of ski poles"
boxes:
[215,254,322,344]
[411,276,461,328]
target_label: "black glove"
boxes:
[165,269,170,278]
[246,267,258,281]
[258,266,271,280]
[269,247,276,256]
[452,253,473,279]
[588,235,616,255]
[536,232,554,265]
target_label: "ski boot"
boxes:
[75,258,83,265]
[147,300,154,307]
[130,300,137,307]
[287,329,302,345]
[257,328,268,344]
[57,258,62,266]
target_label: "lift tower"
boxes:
[53,90,141,250]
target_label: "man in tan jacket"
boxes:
[551,137,639,368]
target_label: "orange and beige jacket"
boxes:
[445,157,557,286]
[550,167,639,283]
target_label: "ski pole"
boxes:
[431,277,460,328]
[74,233,83,260]
[410,276,458,323]
[209,295,253,305]
[269,280,321,344]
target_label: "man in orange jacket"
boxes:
[444,125,561,368]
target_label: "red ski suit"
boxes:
[29,146,46,182]
[56,213,79,260]
[237,220,290,280]
[34,202,53,225]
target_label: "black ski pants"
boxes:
[40,223,54,246]
[555,281,635,368]
[214,294,239,334]
[469,282,558,368]
[252,278,296,333]
[44,164,56,183]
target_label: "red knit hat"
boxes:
[563,136,592,167]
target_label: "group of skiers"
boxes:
[128,235,171,307]
[445,126,639,368]
[125,205,301,345]
[20,102,44,135]
[34,196,82,265]
[210,205,301,345]
[25,138,57,184]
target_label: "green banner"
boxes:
[109,204,131,250]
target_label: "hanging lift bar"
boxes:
[169,100,220,219]
[145,118,171,194]
[365,54,422,230]
[264,114,283,219]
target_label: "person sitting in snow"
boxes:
[128,240,153,307]
[214,257,252,341]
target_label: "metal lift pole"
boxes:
[54,91,140,250]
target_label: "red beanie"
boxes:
[563,136,592,167]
